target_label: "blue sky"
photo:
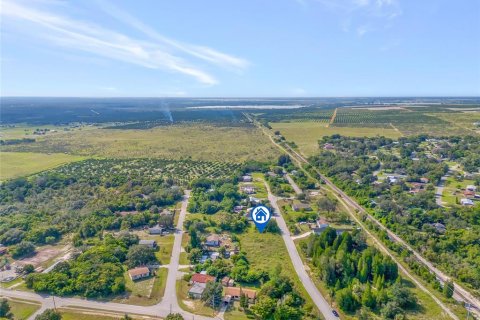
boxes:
[1,0,479,97]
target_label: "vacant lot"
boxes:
[0,152,85,180]
[1,125,280,162]
[271,121,402,156]
[4,299,40,320]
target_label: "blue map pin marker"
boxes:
[251,205,271,233]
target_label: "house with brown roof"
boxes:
[128,267,150,281]
[223,287,257,303]
[190,273,216,285]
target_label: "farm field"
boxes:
[1,124,280,162]
[429,112,480,133]
[0,151,86,180]
[270,121,402,156]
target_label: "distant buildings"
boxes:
[323,143,335,150]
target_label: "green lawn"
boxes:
[0,152,86,180]
[270,121,402,156]
[155,234,174,265]
[110,267,167,306]
[4,299,41,320]
[251,172,268,199]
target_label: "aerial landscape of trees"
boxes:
[309,135,480,292]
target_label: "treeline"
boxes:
[303,228,416,318]
[0,138,35,145]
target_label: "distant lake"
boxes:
[187,105,306,109]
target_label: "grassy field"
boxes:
[1,125,280,162]
[237,225,318,317]
[270,121,402,156]
[59,308,161,320]
[0,151,86,180]
[3,298,41,320]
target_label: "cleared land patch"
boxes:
[0,152,85,180]
[271,121,402,156]
[1,125,280,162]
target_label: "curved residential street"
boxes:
[262,180,338,320]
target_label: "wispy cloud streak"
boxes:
[97,0,249,70]
[1,0,248,85]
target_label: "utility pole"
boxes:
[52,295,57,311]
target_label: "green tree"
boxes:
[336,287,359,312]
[126,245,157,268]
[317,197,337,213]
[23,264,35,274]
[11,241,35,258]
[274,303,303,320]
[361,284,376,309]
[240,290,248,309]
[0,299,13,319]
[189,229,200,248]
[165,313,184,320]
[443,279,454,298]
[265,219,280,234]
[251,296,276,319]
[35,309,62,320]
[189,248,202,263]
[201,281,223,308]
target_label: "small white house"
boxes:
[139,239,157,248]
[242,175,253,182]
[461,198,474,206]
[466,185,477,192]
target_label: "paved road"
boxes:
[435,175,448,207]
[1,190,218,320]
[263,180,338,320]
[280,142,478,319]
[285,173,303,195]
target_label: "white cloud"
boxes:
[1,0,248,85]
[96,0,249,71]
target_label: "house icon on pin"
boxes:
[254,208,267,222]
